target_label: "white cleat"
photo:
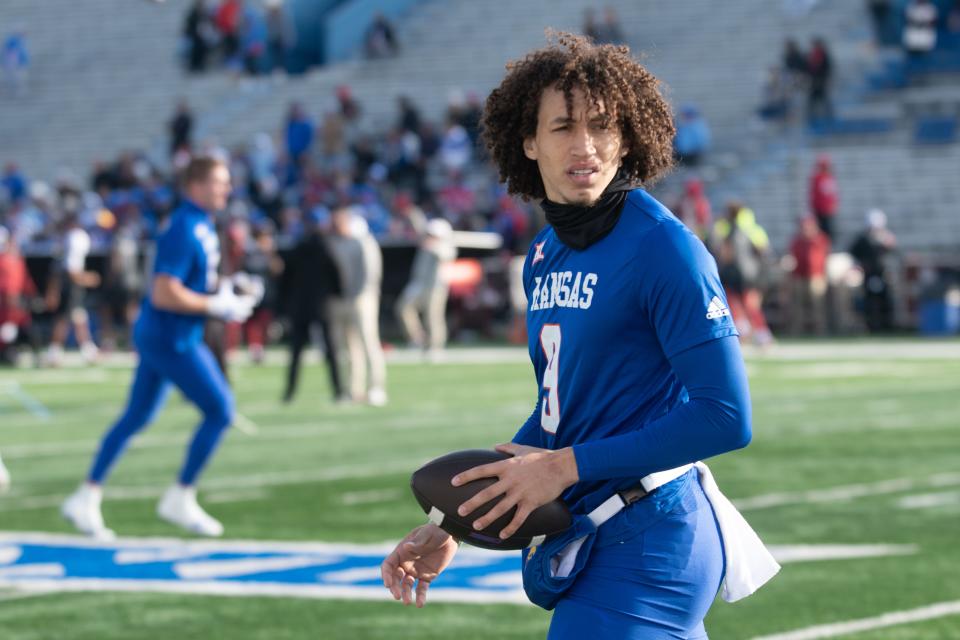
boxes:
[157,485,224,537]
[367,387,388,407]
[0,457,10,494]
[61,484,116,540]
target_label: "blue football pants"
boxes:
[88,341,234,486]
[548,472,724,639]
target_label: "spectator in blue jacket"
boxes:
[285,102,314,172]
[674,104,711,166]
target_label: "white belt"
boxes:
[586,464,693,528]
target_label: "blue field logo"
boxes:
[0,532,527,604]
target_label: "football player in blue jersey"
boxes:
[382,34,773,637]
[62,156,257,539]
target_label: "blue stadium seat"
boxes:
[913,115,959,144]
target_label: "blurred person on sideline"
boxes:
[61,156,257,540]
[395,218,456,354]
[240,219,282,364]
[0,226,39,363]
[712,203,774,346]
[328,206,387,406]
[788,215,831,335]
[850,209,897,333]
[281,209,345,403]
[380,34,776,636]
[809,153,839,240]
[99,220,143,351]
[44,214,101,366]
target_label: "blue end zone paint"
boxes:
[0,533,527,604]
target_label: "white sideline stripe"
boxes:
[0,458,418,512]
[0,578,531,605]
[340,489,402,506]
[734,472,960,511]
[203,488,269,505]
[2,403,530,459]
[115,549,208,565]
[0,547,22,565]
[317,567,383,584]
[767,544,916,563]
[469,571,524,589]
[751,600,960,640]
[0,563,65,578]
[174,556,337,580]
[0,589,57,604]
[0,531,485,557]
[897,491,960,509]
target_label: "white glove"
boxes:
[229,272,266,306]
[207,281,256,323]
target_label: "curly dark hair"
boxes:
[481,32,675,200]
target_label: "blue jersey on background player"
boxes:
[62,157,257,540]
[381,34,778,638]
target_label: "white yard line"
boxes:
[0,458,420,512]
[340,488,403,506]
[751,600,960,640]
[734,472,960,511]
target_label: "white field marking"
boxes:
[897,491,960,509]
[0,381,52,420]
[0,458,420,512]
[734,472,960,511]
[114,549,210,565]
[316,567,382,584]
[767,544,916,563]
[340,488,403,506]
[771,362,937,379]
[174,555,338,580]
[747,341,960,360]
[0,563,65,578]
[0,589,57,604]
[0,547,22,565]
[203,488,269,505]
[2,402,530,460]
[0,578,532,605]
[750,600,960,640]
[469,571,524,589]
[0,370,110,385]
[232,413,259,436]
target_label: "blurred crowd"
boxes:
[0,80,540,367]
[670,153,902,346]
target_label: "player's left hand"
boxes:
[452,442,579,540]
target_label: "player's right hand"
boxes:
[381,524,459,608]
[207,282,256,323]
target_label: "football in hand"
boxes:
[410,449,572,551]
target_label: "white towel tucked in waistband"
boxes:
[694,461,781,602]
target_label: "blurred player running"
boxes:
[62,156,256,539]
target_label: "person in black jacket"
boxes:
[282,210,345,403]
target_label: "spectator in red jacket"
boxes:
[675,178,712,240]
[809,154,838,240]
[788,216,831,335]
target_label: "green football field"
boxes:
[1,341,959,639]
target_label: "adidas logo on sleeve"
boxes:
[705,296,731,320]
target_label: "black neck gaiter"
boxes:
[541,174,634,250]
